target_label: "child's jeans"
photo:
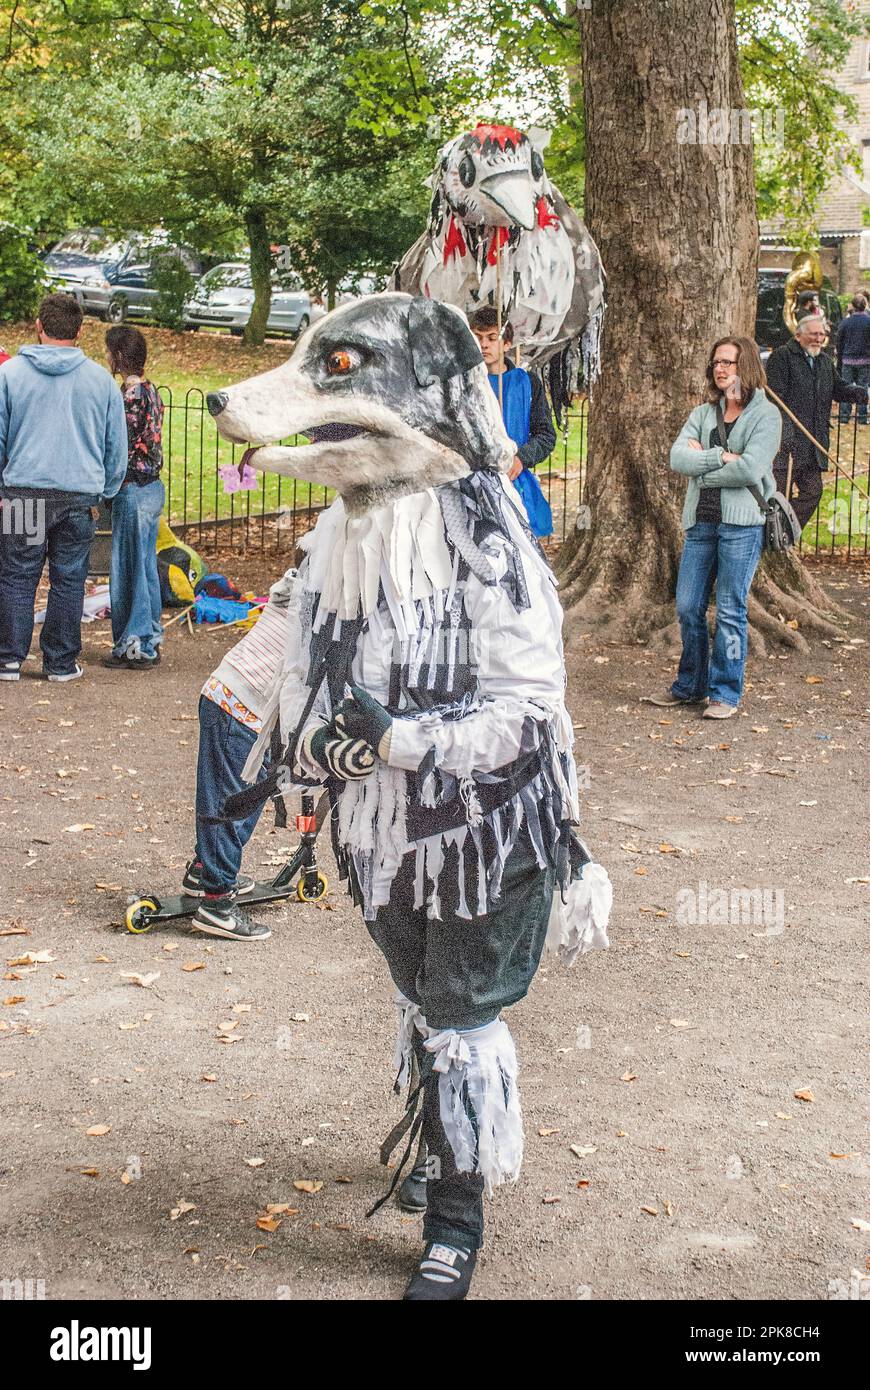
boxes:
[194,696,271,894]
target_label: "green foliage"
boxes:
[150,250,196,331]
[0,224,47,323]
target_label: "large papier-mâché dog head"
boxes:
[207,292,515,513]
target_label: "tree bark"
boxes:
[558,0,844,652]
[244,207,272,346]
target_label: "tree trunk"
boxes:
[244,208,272,346]
[558,0,844,654]
[327,276,337,311]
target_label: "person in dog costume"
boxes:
[208,293,611,1301]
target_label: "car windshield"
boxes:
[51,230,130,262]
[201,265,251,290]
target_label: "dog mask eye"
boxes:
[326,348,359,377]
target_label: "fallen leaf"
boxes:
[290,1012,311,1023]
[576,1179,590,1189]
[163,943,180,953]
[621,1072,637,1083]
[829,1152,855,1160]
[292,1179,323,1194]
[218,1020,239,1032]
[634,866,648,876]
[669,1019,691,1029]
[850,1218,870,1233]
[569,1144,597,1159]
[256,1216,282,1233]
[794,1088,815,1103]
[724,815,743,824]
[845,876,870,885]
[8,951,54,966]
[2,996,25,1006]
[775,1112,792,1121]
[232,1003,251,1013]
[118,1022,140,1031]
[538,1127,561,1137]
[121,1171,132,1185]
[64,823,95,833]
[658,843,679,854]
[663,1200,674,1217]
[217,1035,241,1044]
[805,675,824,684]
[542,1195,561,1204]
[674,951,691,958]
[245,1157,265,1168]
[0,927,28,937]
[120,971,160,989]
[201,1074,217,1083]
[334,1176,353,1184]
[799,800,818,807]
[751,726,769,733]
[86,1125,110,1137]
[169,1201,196,1221]
[265,1203,300,1215]
[641,1205,658,1216]
[94,882,121,891]
[80,1168,100,1177]
[182,962,206,972]
[94,955,112,963]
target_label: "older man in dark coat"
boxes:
[765,313,869,529]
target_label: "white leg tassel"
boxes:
[392,990,426,1091]
[546,861,613,967]
[423,1018,523,1195]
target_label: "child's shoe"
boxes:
[191,891,270,941]
[181,859,255,897]
[403,1242,477,1301]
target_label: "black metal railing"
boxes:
[154,387,868,561]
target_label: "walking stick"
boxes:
[764,384,870,501]
[495,233,504,416]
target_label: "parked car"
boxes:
[183,263,311,337]
[755,270,842,354]
[43,228,201,323]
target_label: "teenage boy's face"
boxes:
[472,327,504,369]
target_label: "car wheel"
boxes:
[230,328,244,338]
[105,297,128,325]
[185,324,200,332]
[290,314,310,341]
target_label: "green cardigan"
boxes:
[670,389,781,530]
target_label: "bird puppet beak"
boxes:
[479,169,536,230]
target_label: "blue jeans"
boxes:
[838,364,870,423]
[0,494,95,674]
[194,696,271,895]
[110,480,164,660]
[671,522,764,708]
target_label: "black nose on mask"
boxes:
[207,391,229,417]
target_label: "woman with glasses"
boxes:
[647,336,781,719]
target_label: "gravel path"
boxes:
[1,562,867,1302]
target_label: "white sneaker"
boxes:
[0,664,20,681]
[46,664,84,683]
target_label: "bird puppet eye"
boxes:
[530,149,544,180]
[458,152,476,187]
[325,348,359,376]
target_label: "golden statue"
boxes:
[783,249,823,335]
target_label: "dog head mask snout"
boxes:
[208,291,514,511]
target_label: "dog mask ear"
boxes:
[408,296,483,387]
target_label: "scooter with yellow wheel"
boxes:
[124,790,330,934]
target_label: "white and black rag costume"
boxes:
[208,292,611,1266]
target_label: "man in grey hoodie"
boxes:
[0,293,127,681]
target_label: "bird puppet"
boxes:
[393,122,605,415]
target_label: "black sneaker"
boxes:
[45,663,84,683]
[396,1161,429,1214]
[181,859,255,897]
[192,893,270,941]
[101,652,160,670]
[403,1242,477,1301]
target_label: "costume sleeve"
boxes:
[386,537,567,777]
[670,406,724,477]
[102,387,128,498]
[698,406,782,489]
[517,374,557,468]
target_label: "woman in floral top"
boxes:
[103,326,165,668]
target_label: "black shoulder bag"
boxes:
[714,403,801,552]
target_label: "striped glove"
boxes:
[334,686,393,761]
[302,725,375,781]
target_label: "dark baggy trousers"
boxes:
[774,444,823,531]
[365,827,555,1251]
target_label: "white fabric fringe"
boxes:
[545,862,612,967]
[423,1018,523,1194]
[392,990,426,1091]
